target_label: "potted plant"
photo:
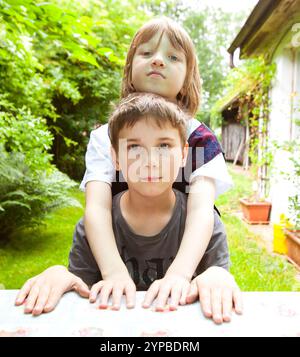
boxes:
[235,59,275,224]
[239,181,272,224]
[285,224,300,269]
[239,102,273,224]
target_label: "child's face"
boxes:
[131,31,187,102]
[113,118,187,198]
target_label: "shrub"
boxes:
[0,145,81,240]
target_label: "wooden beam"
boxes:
[233,140,244,165]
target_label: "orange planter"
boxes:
[284,229,300,269]
[239,198,272,224]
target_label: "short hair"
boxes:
[121,17,201,117]
[108,93,189,153]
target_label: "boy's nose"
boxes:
[142,151,160,168]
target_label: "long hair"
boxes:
[121,17,201,117]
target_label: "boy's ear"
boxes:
[111,146,120,171]
[181,142,189,167]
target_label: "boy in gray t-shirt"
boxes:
[16,93,242,324]
[69,190,229,291]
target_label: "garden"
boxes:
[0,0,299,291]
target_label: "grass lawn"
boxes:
[0,189,85,289]
[216,164,300,291]
[0,166,299,291]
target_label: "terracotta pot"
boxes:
[284,229,300,269]
[239,198,272,224]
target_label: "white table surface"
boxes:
[0,291,299,337]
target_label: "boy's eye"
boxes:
[142,51,152,56]
[128,144,140,151]
[157,143,170,153]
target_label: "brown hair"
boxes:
[108,92,189,152]
[121,17,201,117]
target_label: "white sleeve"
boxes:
[79,124,115,191]
[186,118,201,136]
[189,153,234,199]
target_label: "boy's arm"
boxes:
[84,181,136,308]
[143,176,215,311]
[185,208,242,324]
[15,266,90,316]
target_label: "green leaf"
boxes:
[1,200,31,211]
[69,48,99,68]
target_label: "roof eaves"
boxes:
[227,0,281,55]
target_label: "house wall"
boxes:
[268,30,300,224]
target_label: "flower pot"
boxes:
[239,198,272,224]
[284,229,300,269]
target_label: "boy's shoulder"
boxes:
[173,188,188,203]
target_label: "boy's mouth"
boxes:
[140,176,162,182]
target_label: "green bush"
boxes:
[0,0,149,180]
[0,144,81,240]
[0,105,53,171]
[0,86,82,240]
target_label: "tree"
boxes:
[0,0,149,180]
[0,0,148,238]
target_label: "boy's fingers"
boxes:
[99,285,113,308]
[89,282,104,302]
[44,288,64,313]
[74,279,90,298]
[125,285,136,309]
[186,280,198,304]
[233,288,243,314]
[142,283,159,308]
[15,279,35,305]
[169,285,182,310]
[155,287,170,311]
[24,285,40,313]
[199,287,212,318]
[211,288,223,324]
[111,286,124,310]
[179,285,190,305]
[32,286,50,316]
[221,288,233,322]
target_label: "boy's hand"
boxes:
[15,265,90,316]
[89,273,136,310]
[186,266,243,324]
[142,273,190,311]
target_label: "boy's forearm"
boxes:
[166,177,215,280]
[84,207,129,278]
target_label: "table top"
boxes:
[0,291,300,337]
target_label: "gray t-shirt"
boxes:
[68,189,229,290]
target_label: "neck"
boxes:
[122,188,176,217]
